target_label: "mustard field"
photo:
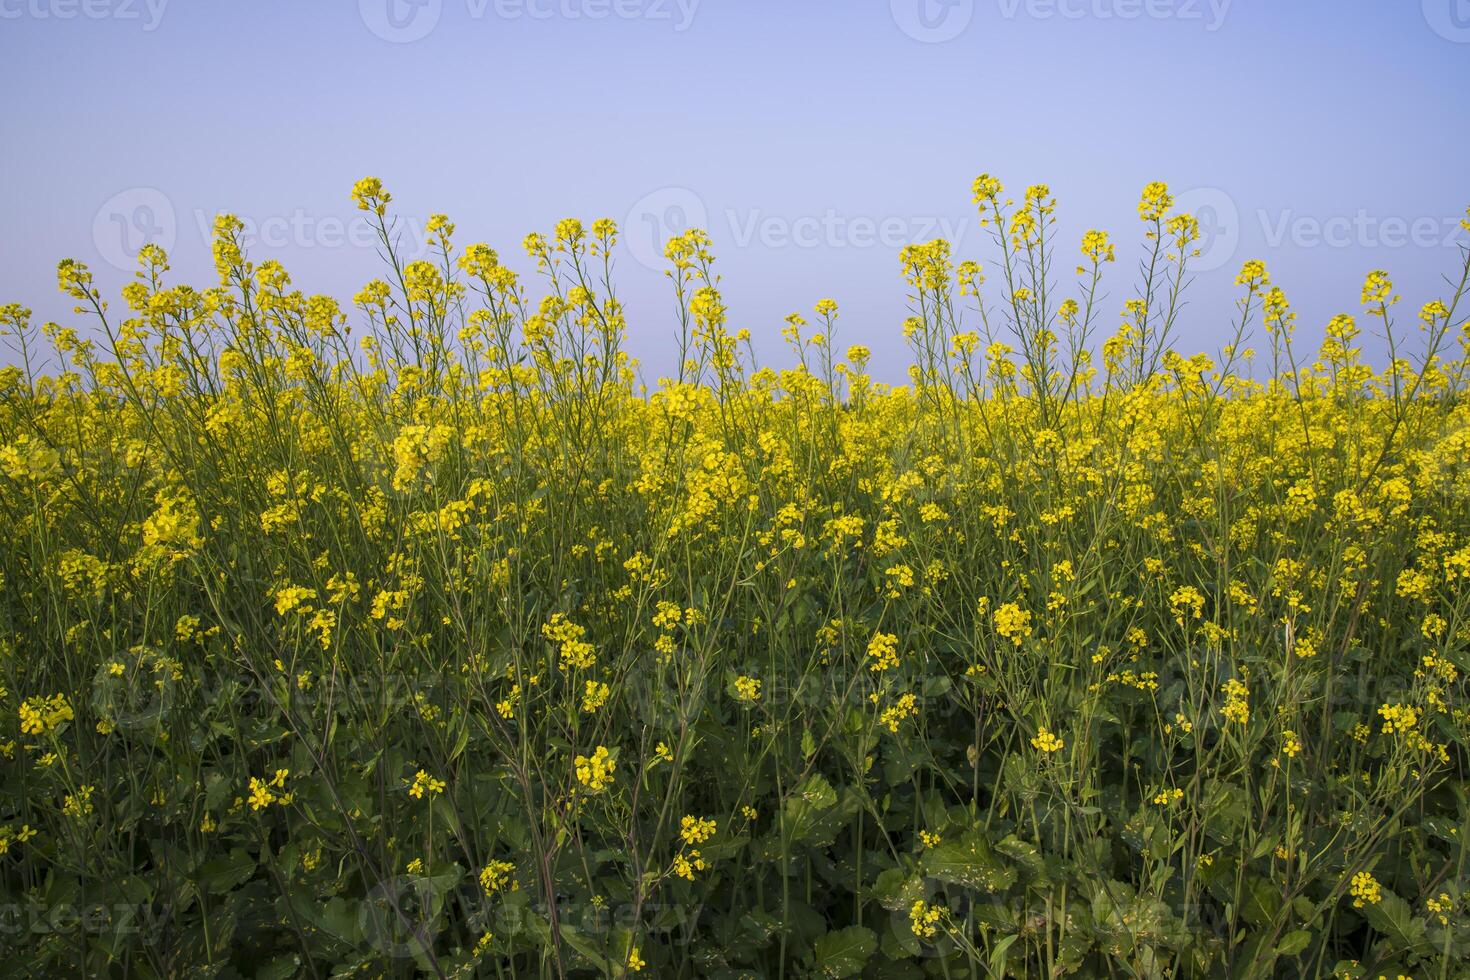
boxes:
[2,177,1469,978]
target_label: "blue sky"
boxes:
[2,0,1467,380]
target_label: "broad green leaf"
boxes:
[811,925,876,978]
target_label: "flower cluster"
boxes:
[575,746,616,792]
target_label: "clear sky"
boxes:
[2,0,1467,380]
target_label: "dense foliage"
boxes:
[3,177,1470,978]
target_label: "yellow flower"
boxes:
[496,684,520,719]
[993,603,1032,646]
[1138,181,1173,222]
[1236,259,1268,287]
[479,859,517,895]
[247,777,275,811]
[1361,269,1395,308]
[1081,229,1116,264]
[1168,585,1205,627]
[672,848,709,880]
[733,675,762,703]
[543,613,597,671]
[575,745,616,792]
[1031,727,1064,754]
[19,694,73,736]
[350,177,391,216]
[581,679,611,713]
[972,173,1003,205]
[909,900,943,938]
[880,693,919,733]
[1349,871,1382,908]
[680,815,717,845]
[867,632,900,672]
[408,769,446,799]
[1379,703,1418,734]
[62,785,96,818]
[1221,678,1250,725]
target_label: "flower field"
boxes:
[2,176,1470,978]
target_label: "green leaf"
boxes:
[989,933,1020,974]
[1275,930,1312,957]
[320,897,360,944]
[870,868,924,911]
[1361,893,1427,952]
[256,954,304,980]
[558,923,610,971]
[924,831,1016,894]
[197,846,256,894]
[794,773,837,810]
[811,925,876,978]
[995,834,1048,885]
